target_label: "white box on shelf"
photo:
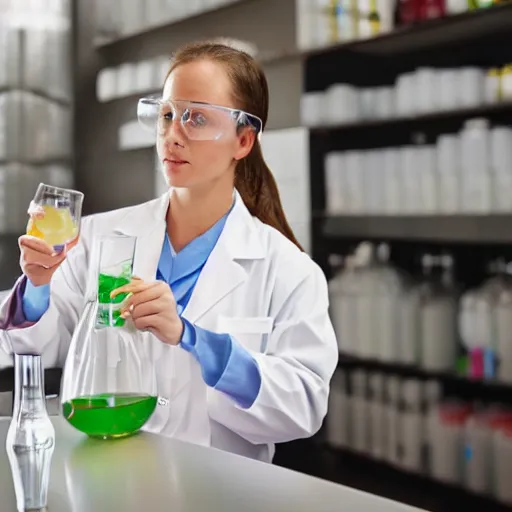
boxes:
[136,59,158,94]
[120,0,146,35]
[46,27,72,102]
[261,126,311,252]
[119,120,155,150]
[96,67,118,102]
[45,164,74,190]
[0,24,21,89]
[145,0,166,27]
[94,0,121,40]
[117,63,137,98]
[0,92,23,162]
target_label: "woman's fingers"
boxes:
[123,286,161,307]
[110,276,151,299]
[123,300,162,319]
[19,235,55,255]
[21,247,66,269]
[110,281,150,299]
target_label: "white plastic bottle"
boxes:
[325,152,346,214]
[374,244,403,362]
[490,126,512,213]
[436,134,461,214]
[460,119,492,214]
[420,255,458,372]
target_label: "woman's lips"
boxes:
[163,158,189,172]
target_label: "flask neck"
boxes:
[12,354,48,417]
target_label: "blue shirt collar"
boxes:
[158,199,234,285]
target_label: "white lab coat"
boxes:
[0,190,338,462]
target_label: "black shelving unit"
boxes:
[293,4,512,512]
[337,353,512,405]
[323,215,512,245]
[306,2,512,58]
[311,101,512,145]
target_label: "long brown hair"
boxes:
[166,41,304,251]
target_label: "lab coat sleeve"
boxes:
[209,259,339,445]
[180,318,261,408]
[0,226,89,368]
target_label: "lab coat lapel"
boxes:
[183,191,266,324]
[183,239,245,324]
[110,190,266,323]
[112,193,169,281]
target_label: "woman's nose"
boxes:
[161,116,186,147]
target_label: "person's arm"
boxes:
[0,276,37,330]
[0,224,90,364]
[207,258,339,445]
[179,319,261,408]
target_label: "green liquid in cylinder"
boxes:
[62,393,157,439]
[97,273,131,327]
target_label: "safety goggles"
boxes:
[137,97,263,141]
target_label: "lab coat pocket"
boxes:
[217,316,274,353]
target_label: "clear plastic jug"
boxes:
[60,234,159,439]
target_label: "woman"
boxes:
[0,41,338,462]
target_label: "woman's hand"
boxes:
[19,236,67,286]
[112,277,184,345]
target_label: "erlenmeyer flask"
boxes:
[60,234,158,440]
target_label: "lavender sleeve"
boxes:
[0,276,36,330]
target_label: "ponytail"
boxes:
[235,142,304,252]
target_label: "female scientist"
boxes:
[0,41,338,462]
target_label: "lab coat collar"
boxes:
[112,189,266,280]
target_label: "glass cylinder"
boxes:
[6,354,55,512]
[60,234,159,440]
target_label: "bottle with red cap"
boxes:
[420,0,446,19]
[398,0,423,24]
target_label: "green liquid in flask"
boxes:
[97,273,131,327]
[62,393,158,439]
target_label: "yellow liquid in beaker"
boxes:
[27,205,78,247]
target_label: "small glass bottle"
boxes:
[6,353,55,512]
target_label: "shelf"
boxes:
[309,101,512,136]
[100,89,159,105]
[219,4,512,66]
[0,87,70,107]
[0,158,72,167]
[337,353,512,403]
[303,3,512,58]
[338,353,510,387]
[93,0,257,49]
[322,214,512,245]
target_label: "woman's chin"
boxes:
[165,173,192,188]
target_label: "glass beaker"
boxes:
[96,235,136,328]
[26,182,84,251]
[6,354,55,511]
[60,234,158,440]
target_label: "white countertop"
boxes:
[0,417,427,512]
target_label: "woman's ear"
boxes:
[234,127,256,161]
